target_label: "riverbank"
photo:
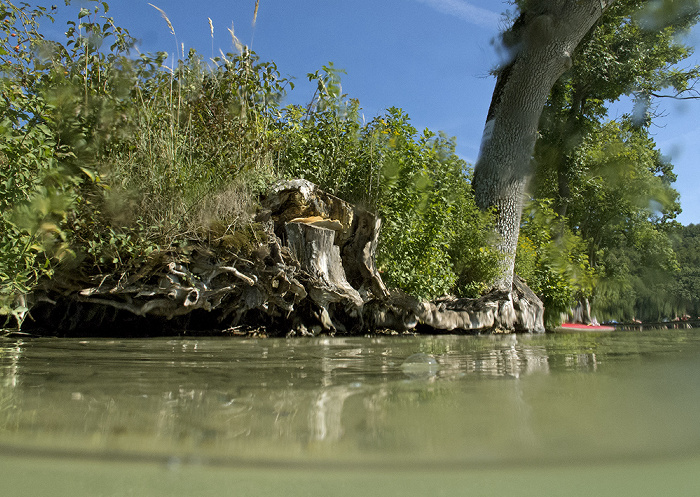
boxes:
[12,180,545,337]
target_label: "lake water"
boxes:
[2,329,700,496]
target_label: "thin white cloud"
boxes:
[413,0,502,30]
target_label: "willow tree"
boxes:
[473,0,617,293]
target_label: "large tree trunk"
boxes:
[473,0,615,292]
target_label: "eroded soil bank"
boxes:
[17,180,544,337]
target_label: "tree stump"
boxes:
[285,220,363,333]
[261,179,388,300]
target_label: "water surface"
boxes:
[1,329,699,495]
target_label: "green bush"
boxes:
[278,80,500,299]
[1,1,89,321]
[1,0,502,328]
[515,199,596,325]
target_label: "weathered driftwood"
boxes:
[19,179,544,336]
[415,275,544,333]
[261,179,389,301]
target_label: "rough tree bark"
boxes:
[473,0,616,292]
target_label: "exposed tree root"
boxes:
[18,180,544,336]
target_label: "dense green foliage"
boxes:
[515,199,595,325]
[0,0,499,326]
[523,0,699,323]
[278,79,499,298]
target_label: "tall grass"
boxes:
[101,4,288,246]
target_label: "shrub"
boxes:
[515,199,596,325]
[278,78,500,300]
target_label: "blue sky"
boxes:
[38,0,700,225]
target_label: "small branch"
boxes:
[219,266,257,286]
[649,92,700,100]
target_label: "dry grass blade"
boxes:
[253,0,260,27]
[148,3,175,36]
[218,48,231,64]
[228,23,244,53]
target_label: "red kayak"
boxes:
[554,323,616,333]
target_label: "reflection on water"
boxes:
[1,330,700,469]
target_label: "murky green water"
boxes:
[2,329,700,496]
